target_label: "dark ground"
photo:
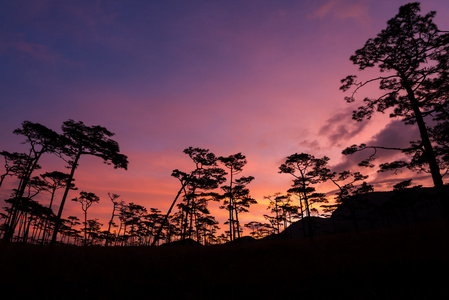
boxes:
[1,220,448,299]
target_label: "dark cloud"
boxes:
[369,120,420,149]
[318,108,369,146]
[331,120,425,189]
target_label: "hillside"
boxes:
[1,186,448,299]
[1,219,448,299]
[276,186,446,239]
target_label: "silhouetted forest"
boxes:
[1,221,448,299]
[1,2,449,298]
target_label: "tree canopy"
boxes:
[340,2,449,217]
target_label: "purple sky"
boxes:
[1,0,449,230]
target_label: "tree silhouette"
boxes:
[152,147,226,246]
[124,202,148,245]
[0,151,29,239]
[319,169,374,232]
[55,216,80,245]
[16,176,54,243]
[72,191,100,246]
[119,204,162,246]
[264,193,298,236]
[41,171,75,210]
[105,193,122,246]
[244,221,260,238]
[6,197,48,243]
[0,151,29,190]
[264,193,284,235]
[429,118,449,176]
[218,153,255,241]
[39,171,76,243]
[244,221,275,238]
[177,150,225,242]
[197,214,219,245]
[230,178,257,239]
[165,212,182,243]
[145,208,165,245]
[115,203,129,245]
[184,195,208,241]
[340,2,449,218]
[279,153,329,239]
[115,201,146,246]
[50,120,128,245]
[2,121,60,242]
[320,170,372,206]
[85,218,103,245]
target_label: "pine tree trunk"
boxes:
[302,184,313,239]
[83,209,88,246]
[151,180,188,246]
[51,151,81,245]
[404,82,448,220]
[3,151,42,242]
[235,207,241,239]
[228,169,234,241]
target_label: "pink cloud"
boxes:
[8,39,62,63]
[1,34,76,66]
[312,0,371,27]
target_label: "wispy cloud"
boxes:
[8,39,63,63]
[330,120,424,188]
[318,108,369,147]
[311,0,371,27]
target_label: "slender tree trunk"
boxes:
[183,193,193,241]
[11,210,25,242]
[195,211,200,242]
[40,189,56,244]
[116,221,123,246]
[3,151,42,242]
[151,180,188,246]
[16,213,25,242]
[105,202,117,247]
[234,205,241,239]
[302,185,313,239]
[275,201,279,234]
[229,204,234,241]
[34,218,43,243]
[51,151,81,245]
[181,183,193,241]
[188,206,194,240]
[404,82,448,220]
[22,215,33,243]
[83,209,87,246]
[121,224,127,246]
[0,173,7,189]
[228,169,235,241]
[297,195,306,238]
[283,211,287,232]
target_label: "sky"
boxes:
[1,0,449,234]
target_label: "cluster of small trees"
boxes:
[0,120,128,245]
[151,147,258,245]
[1,2,448,246]
[263,193,301,236]
[0,133,262,245]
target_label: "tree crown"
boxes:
[341,2,449,122]
[61,120,128,170]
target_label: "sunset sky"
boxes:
[1,0,449,233]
